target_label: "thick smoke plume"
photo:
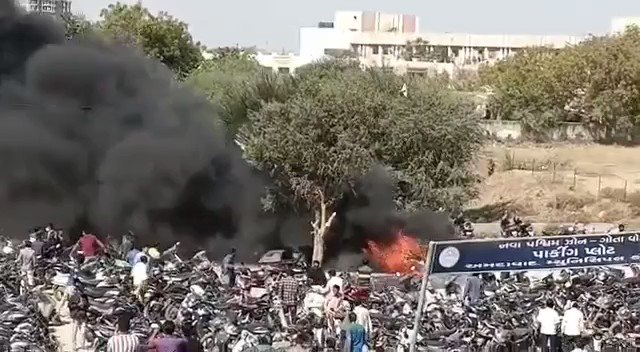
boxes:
[0,2,453,265]
[328,166,455,268]
[0,2,268,257]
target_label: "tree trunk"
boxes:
[311,193,336,264]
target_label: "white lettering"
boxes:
[599,236,623,244]
[584,244,615,256]
[627,233,640,243]
[498,242,522,249]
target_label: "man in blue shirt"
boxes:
[344,312,367,352]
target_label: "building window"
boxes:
[382,46,391,55]
[278,67,290,74]
[372,46,379,55]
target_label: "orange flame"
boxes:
[365,230,424,274]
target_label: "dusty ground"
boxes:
[52,317,92,352]
[470,143,640,225]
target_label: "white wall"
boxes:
[334,11,363,32]
[255,53,310,73]
[299,27,354,61]
[350,31,584,48]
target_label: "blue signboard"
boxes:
[429,232,640,274]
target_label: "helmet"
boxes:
[147,247,160,259]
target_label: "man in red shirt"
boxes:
[75,231,105,259]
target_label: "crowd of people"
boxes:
[10,226,383,352]
[9,223,640,352]
[537,299,588,352]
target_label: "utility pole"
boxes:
[409,241,435,352]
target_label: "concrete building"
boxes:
[256,10,587,76]
[17,0,71,16]
[254,52,309,74]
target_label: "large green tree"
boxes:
[188,51,296,138]
[479,27,640,143]
[242,60,484,262]
[97,2,203,79]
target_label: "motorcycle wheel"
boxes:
[164,304,179,321]
[84,329,95,344]
[200,332,216,352]
[53,287,65,303]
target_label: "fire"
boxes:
[365,230,424,274]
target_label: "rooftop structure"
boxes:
[16,0,71,16]
[257,10,589,76]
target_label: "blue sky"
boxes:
[73,0,640,52]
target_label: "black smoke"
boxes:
[0,3,269,257]
[328,166,455,268]
[0,3,453,265]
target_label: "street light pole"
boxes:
[409,241,435,352]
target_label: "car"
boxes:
[258,249,307,268]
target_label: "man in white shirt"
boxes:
[324,270,344,296]
[353,302,372,336]
[562,302,585,351]
[131,255,149,302]
[536,299,560,352]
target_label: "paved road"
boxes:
[52,306,92,352]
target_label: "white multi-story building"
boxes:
[17,0,71,16]
[257,10,588,76]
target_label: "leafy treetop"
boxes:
[243,59,484,213]
[97,2,203,80]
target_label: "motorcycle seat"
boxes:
[240,303,259,310]
[77,276,102,286]
[166,272,191,282]
[88,303,113,315]
[88,297,116,305]
[82,286,119,298]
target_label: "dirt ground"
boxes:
[470,143,640,225]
